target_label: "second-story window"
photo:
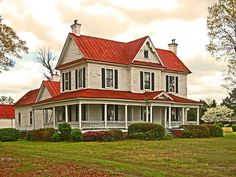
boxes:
[62,71,71,91]
[166,75,178,93]
[101,68,118,89]
[30,111,33,125]
[75,68,85,89]
[144,72,151,89]
[106,69,113,87]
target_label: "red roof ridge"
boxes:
[14,88,40,107]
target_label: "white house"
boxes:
[0,104,15,128]
[15,20,201,131]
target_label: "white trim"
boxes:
[154,91,173,100]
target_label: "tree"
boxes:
[35,47,57,80]
[0,16,28,72]
[201,106,234,123]
[206,0,236,90]
[199,99,217,118]
[0,96,14,104]
[221,88,236,114]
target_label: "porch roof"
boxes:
[35,89,200,105]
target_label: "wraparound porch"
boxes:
[33,100,200,130]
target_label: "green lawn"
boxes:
[0,133,236,177]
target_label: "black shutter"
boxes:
[166,75,169,92]
[151,72,155,91]
[102,105,104,121]
[83,67,86,88]
[140,71,143,90]
[75,70,78,89]
[101,68,105,88]
[176,77,178,93]
[69,71,71,90]
[62,73,65,91]
[75,105,78,121]
[82,104,86,121]
[115,105,118,121]
[115,69,118,89]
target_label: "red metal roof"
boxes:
[14,89,40,107]
[60,33,191,73]
[37,89,199,105]
[0,104,15,119]
[43,81,60,97]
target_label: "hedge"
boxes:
[232,124,236,132]
[58,123,72,140]
[0,128,19,142]
[71,129,83,142]
[180,125,210,138]
[203,124,223,137]
[128,123,165,140]
[83,130,125,142]
[27,128,55,141]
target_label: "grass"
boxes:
[0,132,236,177]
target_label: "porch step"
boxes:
[165,128,173,136]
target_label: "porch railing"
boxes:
[82,121,105,129]
[186,121,198,125]
[171,121,183,128]
[107,121,126,128]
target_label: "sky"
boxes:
[0,0,228,103]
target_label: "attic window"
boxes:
[144,50,149,58]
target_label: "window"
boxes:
[78,69,83,88]
[18,113,21,126]
[76,68,85,89]
[144,50,149,58]
[65,72,69,90]
[30,111,33,125]
[144,72,151,89]
[166,75,178,93]
[107,105,115,121]
[106,69,114,87]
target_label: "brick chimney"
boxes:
[168,39,178,55]
[71,19,81,36]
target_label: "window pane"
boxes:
[78,69,83,87]
[144,72,150,89]
[65,73,69,90]
[107,105,115,121]
[144,50,149,58]
[106,69,113,87]
[169,76,175,92]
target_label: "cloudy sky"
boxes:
[0,0,228,102]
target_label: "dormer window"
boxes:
[144,50,149,58]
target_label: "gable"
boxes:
[133,37,162,64]
[57,35,84,67]
[36,86,51,102]
[154,92,173,101]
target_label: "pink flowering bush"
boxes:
[83,130,125,142]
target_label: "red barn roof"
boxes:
[0,104,15,119]
[57,33,191,73]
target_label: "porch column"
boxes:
[164,107,167,128]
[65,105,68,123]
[125,105,128,129]
[150,106,153,123]
[182,107,185,125]
[104,104,107,128]
[53,107,56,129]
[146,106,149,122]
[32,110,36,130]
[197,107,200,125]
[78,104,82,129]
[168,106,172,128]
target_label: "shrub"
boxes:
[232,124,236,132]
[19,131,28,139]
[58,123,72,140]
[83,130,125,142]
[128,123,165,140]
[216,122,224,127]
[204,124,223,137]
[71,129,83,142]
[0,128,19,142]
[27,128,55,141]
[51,132,63,142]
[180,125,210,138]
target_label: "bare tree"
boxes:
[35,47,57,80]
[0,96,14,104]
